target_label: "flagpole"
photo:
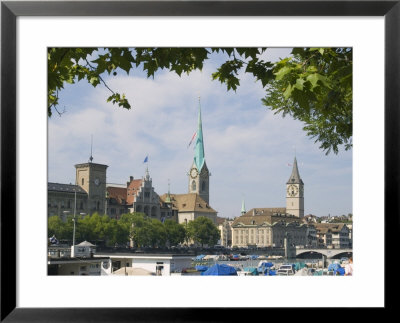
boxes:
[71,189,76,257]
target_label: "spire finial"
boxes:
[89,135,93,163]
[166,178,171,203]
[241,195,246,215]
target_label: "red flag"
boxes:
[187,131,197,148]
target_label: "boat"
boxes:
[276,264,295,276]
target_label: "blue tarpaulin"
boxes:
[195,265,209,272]
[258,262,274,274]
[265,270,276,276]
[328,263,341,272]
[201,264,237,276]
[335,267,345,276]
[249,255,259,260]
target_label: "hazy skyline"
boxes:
[48,48,352,219]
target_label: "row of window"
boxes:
[48,200,85,210]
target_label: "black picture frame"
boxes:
[1,0,397,321]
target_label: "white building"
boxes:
[94,253,194,276]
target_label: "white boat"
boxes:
[276,264,295,276]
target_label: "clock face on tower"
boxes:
[190,168,198,179]
[287,184,298,197]
[94,178,100,186]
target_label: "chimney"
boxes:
[252,209,256,216]
[130,176,133,181]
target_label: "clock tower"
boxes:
[75,159,108,215]
[188,99,210,204]
[286,157,304,218]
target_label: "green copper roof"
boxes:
[194,100,205,171]
[241,199,246,214]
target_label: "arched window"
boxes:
[191,180,196,191]
[201,181,206,191]
[82,178,84,185]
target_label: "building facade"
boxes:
[231,209,308,248]
[314,223,351,248]
[106,169,162,221]
[159,193,217,225]
[217,217,233,247]
[48,159,108,219]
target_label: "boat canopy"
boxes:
[201,264,237,276]
[328,263,341,271]
[243,267,259,275]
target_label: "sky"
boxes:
[48,48,352,219]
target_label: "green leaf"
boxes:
[306,73,330,90]
[274,66,292,80]
[294,78,306,91]
[283,84,293,100]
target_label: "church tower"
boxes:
[188,99,210,204]
[75,152,108,216]
[286,157,304,218]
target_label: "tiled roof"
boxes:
[216,217,227,225]
[314,223,347,233]
[127,179,143,204]
[107,186,127,205]
[48,183,87,194]
[244,207,287,217]
[159,193,217,213]
[232,208,307,227]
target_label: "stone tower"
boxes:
[75,159,108,215]
[286,157,304,218]
[188,99,210,204]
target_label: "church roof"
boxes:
[159,193,217,214]
[287,157,304,184]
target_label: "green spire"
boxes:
[194,97,205,171]
[241,199,246,215]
